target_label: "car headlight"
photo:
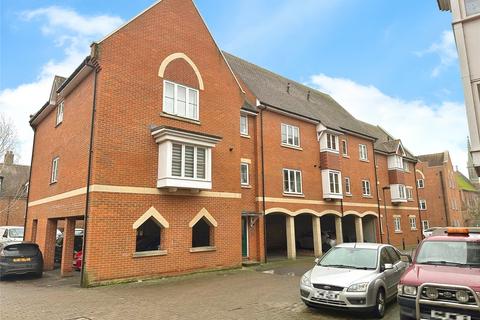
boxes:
[425,287,438,300]
[301,272,312,287]
[347,282,369,292]
[398,284,417,296]
[455,290,469,303]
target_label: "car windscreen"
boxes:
[319,247,378,269]
[416,241,480,267]
[8,228,24,238]
[3,244,40,257]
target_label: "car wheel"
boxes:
[371,288,386,318]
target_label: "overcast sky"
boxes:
[0,0,469,173]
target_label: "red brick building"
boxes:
[25,0,423,286]
[416,152,464,228]
[0,151,29,227]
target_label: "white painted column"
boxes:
[335,216,343,244]
[355,217,364,243]
[286,216,296,259]
[312,216,322,257]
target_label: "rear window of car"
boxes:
[3,244,40,257]
[8,228,24,238]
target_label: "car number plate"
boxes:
[315,289,339,300]
[13,257,31,262]
[431,310,471,320]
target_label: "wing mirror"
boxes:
[401,254,412,263]
[314,257,320,264]
[383,263,393,271]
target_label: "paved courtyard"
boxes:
[0,258,399,320]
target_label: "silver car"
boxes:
[300,243,409,318]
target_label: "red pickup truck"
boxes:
[398,228,480,320]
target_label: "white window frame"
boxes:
[163,80,199,121]
[361,180,371,196]
[281,123,300,147]
[394,216,402,232]
[283,168,302,194]
[240,162,249,186]
[328,171,341,194]
[51,157,59,183]
[417,179,425,188]
[171,144,207,180]
[344,177,351,195]
[388,155,404,170]
[56,101,64,125]
[326,133,339,152]
[419,199,427,210]
[409,216,417,230]
[406,187,413,200]
[422,220,429,230]
[341,139,348,156]
[359,144,368,161]
[240,114,248,136]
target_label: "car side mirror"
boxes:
[383,263,393,271]
[314,258,320,264]
[401,254,412,263]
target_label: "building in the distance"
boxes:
[437,0,480,174]
[456,170,480,226]
[0,151,30,226]
[416,151,464,228]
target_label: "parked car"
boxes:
[422,227,440,238]
[54,234,83,264]
[300,243,409,318]
[0,242,43,279]
[398,227,480,320]
[0,226,24,243]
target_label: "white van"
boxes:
[0,226,24,243]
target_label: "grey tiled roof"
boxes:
[223,52,374,137]
[417,152,447,167]
[0,162,30,198]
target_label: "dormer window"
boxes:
[163,80,199,121]
[151,126,221,190]
[388,155,404,170]
[56,101,64,125]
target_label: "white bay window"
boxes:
[322,169,343,199]
[151,126,221,190]
[390,184,407,203]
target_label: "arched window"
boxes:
[136,218,162,252]
[192,218,212,248]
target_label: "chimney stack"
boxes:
[286,82,291,94]
[4,151,14,165]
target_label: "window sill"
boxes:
[190,246,216,253]
[55,121,63,128]
[160,112,200,125]
[345,193,353,197]
[281,144,303,151]
[342,154,350,158]
[362,195,373,199]
[410,228,417,231]
[394,231,403,234]
[359,159,370,163]
[320,149,339,154]
[133,250,167,258]
[241,134,251,139]
[50,181,57,185]
[241,185,252,189]
[283,193,305,198]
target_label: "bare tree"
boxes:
[0,113,18,161]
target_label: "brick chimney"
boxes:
[3,151,14,165]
